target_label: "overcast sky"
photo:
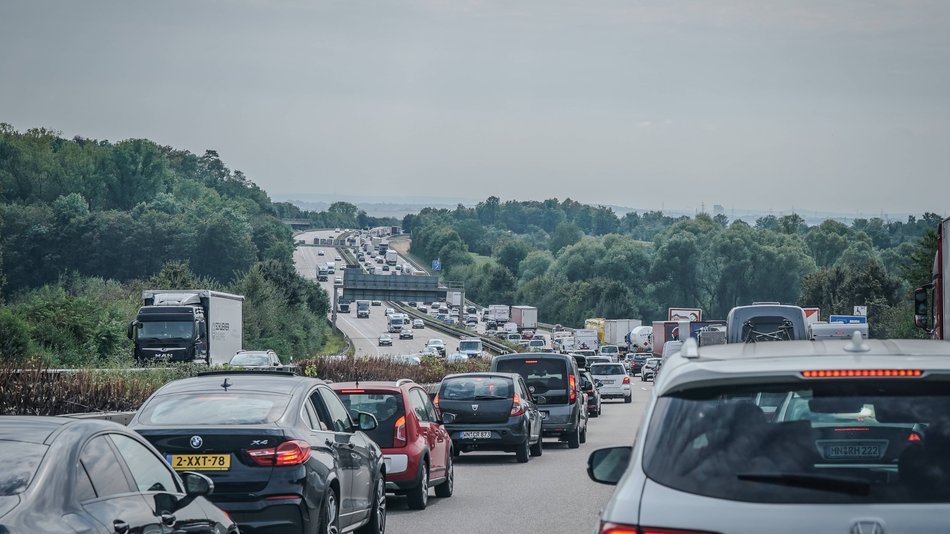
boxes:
[2,0,949,216]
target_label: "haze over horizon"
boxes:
[2,0,949,216]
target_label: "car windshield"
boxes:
[0,442,47,495]
[590,364,625,376]
[230,353,272,366]
[642,380,950,504]
[459,341,481,351]
[337,392,405,448]
[495,358,568,404]
[601,346,618,354]
[138,393,291,425]
[137,320,193,340]
[440,376,512,400]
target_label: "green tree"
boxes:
[805,220,853,267]
[494,239,531,275]
[549,222,583,254]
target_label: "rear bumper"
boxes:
[598,385,631,399]
[215,498,305,534]
[539,407,578,436]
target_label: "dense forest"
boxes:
[408,197,940,338]
[0,125,351,365]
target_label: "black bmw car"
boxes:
[0,416,236,533]
[129,371,387,534]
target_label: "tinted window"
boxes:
[138,393,290,425]
[590,364,626,376]
[75,463,96,501]
[337,391,404,447]
[109,434,177,493]
[81,436,132,498]
[0,442,46,496]
[643,381,950,504]
[440,376,512,400]
[495,358,568,404]
[318,388,353,433]
[230,353,273,366]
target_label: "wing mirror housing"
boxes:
[440,412,456,424]
[357,411,378,431]
[587,446,633,485]
[163,471,215,512]
[914,285,933,333]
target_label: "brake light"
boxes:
[247,440,312,466]
[801,369,923,378]
[433,394,440,409]
[340,389,365,393]
[600,523,638,534]
[525,360,539,363]
[569,374,577,404]
[510,393,524,417]
[622,376,630,384]
[394,416,407,446]
[908,432,922,442]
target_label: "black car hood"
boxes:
[0,495,20,519]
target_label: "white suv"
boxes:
[588,334,950,533]
[588,362,631,403]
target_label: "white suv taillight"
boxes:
[600,523,718,534]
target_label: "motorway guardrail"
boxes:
[392,303,511,355]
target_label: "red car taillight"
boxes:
[433,394,440,409]
[569,374,577,404]
[247,440,312,466]
[623,376,631,384]
[600,523,719,534]
[394,415,407,446]
[510,393,524,417]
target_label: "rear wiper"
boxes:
[737,472,870,495]
[472,395,509,400]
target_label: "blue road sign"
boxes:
[829,315,868,324]
[432,259,442,271]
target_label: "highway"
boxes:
[293,229,466,357]
[387,383,653,534]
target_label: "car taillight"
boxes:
[247,440,312,466]
[569,374,577,404]
[908,432,922,442]
[433,394,440,409]
[510,393,524,417]
[600,524,719,534]
[394,416,407,446]
[801,369,923,378]
[622,376,630,384]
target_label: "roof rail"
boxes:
[395,378,416,387]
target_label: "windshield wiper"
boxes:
[736,472,870,495]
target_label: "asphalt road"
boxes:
[386,382,654,534]
[293,230,464,357]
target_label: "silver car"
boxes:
[588,335,950,533]
[588,362,631,403]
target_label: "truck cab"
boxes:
[317,265,329,282]
[356,300,371,318]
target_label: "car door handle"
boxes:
[113,519,130,534]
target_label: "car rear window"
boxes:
[0,442,47,495]
[138,393,290,425]
[590,364,625,376]
[642,381,950,504]
[336,392,405,448]
[495,358,568,404]
[440,376,512,400]
[230,354,271,366]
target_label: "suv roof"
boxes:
[657,337,950,396]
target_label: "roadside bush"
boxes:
[301,355,490,384]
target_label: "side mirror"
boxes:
[357,411,378,431]
[594,380,604,389]
[440,412,456,424]
[167,471,215,512]
[126,321,137,340]
[197,322,207,339]
[587,446,633,485]
[914,285,933,332]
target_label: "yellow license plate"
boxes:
[169,454,231,471]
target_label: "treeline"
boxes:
[274,200,399,232]
[0,125,334,365]
[409,197,940,338]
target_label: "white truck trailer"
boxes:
[510,305,538,331]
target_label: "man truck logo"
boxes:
[851,521,884,534]
[190,435,203,449]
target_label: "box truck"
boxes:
[603,319,641,347]
[128,290,244,366]
[510,305,538,331]
[488,304,510,323]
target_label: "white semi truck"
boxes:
[128,290,244,366]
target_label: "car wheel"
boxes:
[641,375,646,382]
[529,435,543,457]
[597,405,603,417]
[515,438,530,463]
[319,487,340,534]
[579,425,587,444]
[406,463,429,510]
[434,454,454,498]
[624,394,632,404]
[453,447,461,458]
[567,427,580,449]
[589,406,599,418]
[356,474,386,534]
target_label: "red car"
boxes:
[332,379,454,510]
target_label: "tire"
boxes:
[579,425,587,444]
[406,463,429,510]
[319,487,340,534]
[589,405,599,418]
[567,426,580,449]
[597,406,603,417]
[529,436,543,457]
[624,394,632,404]
[515,438,530,463]
[453,448,461,458]
[356,474,386,534]
[640,375,646,382]
[434,454,454,498]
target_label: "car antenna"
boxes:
[221,377,231,391]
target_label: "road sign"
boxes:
[830,315,868,324]
[431,259,442,271]
[803,307,821,325]
[668,307,702,321]
[853,306,868,316]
